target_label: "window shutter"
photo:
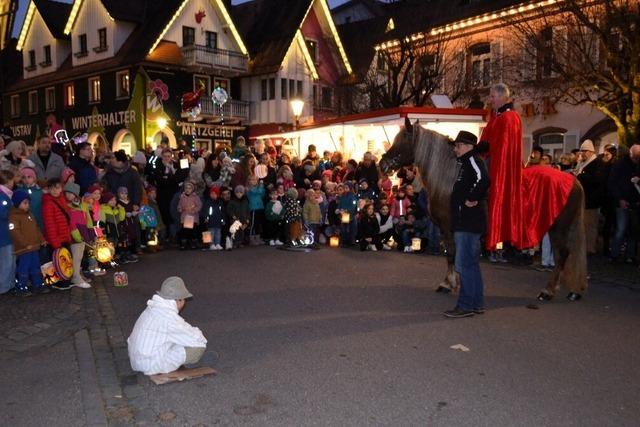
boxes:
[490,39,503,83]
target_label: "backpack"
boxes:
[138,205,158,228]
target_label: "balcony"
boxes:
[181,44,248,75]
[199,97,250,121]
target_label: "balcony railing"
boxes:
[200,97,250,121]
[181,44,248,73]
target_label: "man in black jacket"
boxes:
[444,131,490,319]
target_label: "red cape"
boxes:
[481,109,574,249]
[481,109,525,249]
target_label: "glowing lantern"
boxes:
[341,211,351,224]
[95,237,115,263]
[411,238,422,251]
[330,236,340,247]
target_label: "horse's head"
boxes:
[380,117,416,174]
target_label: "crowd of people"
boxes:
[0,111,638,298]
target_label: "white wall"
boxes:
[22,10,68,79]
[161,0,239,51]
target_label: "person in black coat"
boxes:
[445,131,490,319]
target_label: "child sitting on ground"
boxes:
[9,190,49,296]
[177,181,202,250]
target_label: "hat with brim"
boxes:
[157,276,193,300]
[452,131,478,146]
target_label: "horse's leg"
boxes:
[436,232,459,293]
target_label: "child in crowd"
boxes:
[18,166,43,230]
[337,182,358,246]
[246,175,265,245]
[303,189,322,242]
[390,185,411,222]
[264,189,284,246]
[202,186,225,250]
[9,190,49,296]
[64,182,92,288]
[376,203,394,250]
[41,178,73,290]
[117,187,141,260]
[357,203,380,251]
[226,185,250,248]
[0,170,15,295]
[177,181,202,250]
[282,187,303,244]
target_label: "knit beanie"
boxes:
[11,189,30,207]
[64,182,80,197]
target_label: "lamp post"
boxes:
[290,98,304,130]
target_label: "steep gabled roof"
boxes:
[33,0,72,39]
[231,0,311,75]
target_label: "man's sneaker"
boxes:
[382,244,392,251]
[74,281,92,289]
[403,246,413,253]
[443,307,475,318]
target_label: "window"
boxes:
[26,50,36,70]
[42,45,51,65]
[321,87,333,109]
[469,43,491,87]
[45,87,55,111]
[95,28,107,52]
[88,77,101,103]
[10,95,20,118]
[28,90,38,115]
[77,34,88,57]
[182,26,195,46]
[269,78,275,100]
[281,78,288,99]
[116,71,130,98]
[261,79,267,101]
[305,39,318,64]
[64,83,75,107]
[205,31,217,49]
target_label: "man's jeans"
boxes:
[454,232,484,311]
[0,244,16,294]
[610,207,637,259]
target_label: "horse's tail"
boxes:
[562,183,588,295]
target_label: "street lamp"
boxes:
[290,98,304,130]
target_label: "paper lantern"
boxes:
[341,211,350,224]
[411,238,422,251]
[95,237,114,263]
[330,236,340,247]
[202,231,212,244]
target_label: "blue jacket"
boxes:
[0,191,12,247]
[247,183,265,211]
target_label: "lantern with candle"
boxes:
[411,237,422,252]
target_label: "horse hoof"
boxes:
[537,292,552,301]
[436,286,451,294]
[567,292,582,302]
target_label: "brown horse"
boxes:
[379,119,587,301]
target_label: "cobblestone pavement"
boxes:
[0,250,638,426]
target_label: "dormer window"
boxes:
[76,34,88,57]
[25,50,36,71]
[40,45,52,67]
[94,28,108,53]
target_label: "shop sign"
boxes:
[10,124,32,137]
[177,121,244,139]
[71,110,137,130]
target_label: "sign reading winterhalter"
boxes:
[177,121,244,138]
[71,110,137,130]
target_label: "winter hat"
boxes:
[100,192,115,204]
[157,276,193,300]
[61,167,75,184]
[286,187,298,199]
[11,189,30,207]
[132,151,147,165]
[87,184,102,194]
[209,186,221,197]
[20,166,37,180]
[64,182,80,197]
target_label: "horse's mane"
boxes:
[413,127,459,201]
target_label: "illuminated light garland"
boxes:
[64,0,84,35]
[296,29,319,80]
[17,1,36,50]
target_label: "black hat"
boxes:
[453,131,478,146]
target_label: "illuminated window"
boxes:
[88,77,101,103]
[64,83,75,107]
